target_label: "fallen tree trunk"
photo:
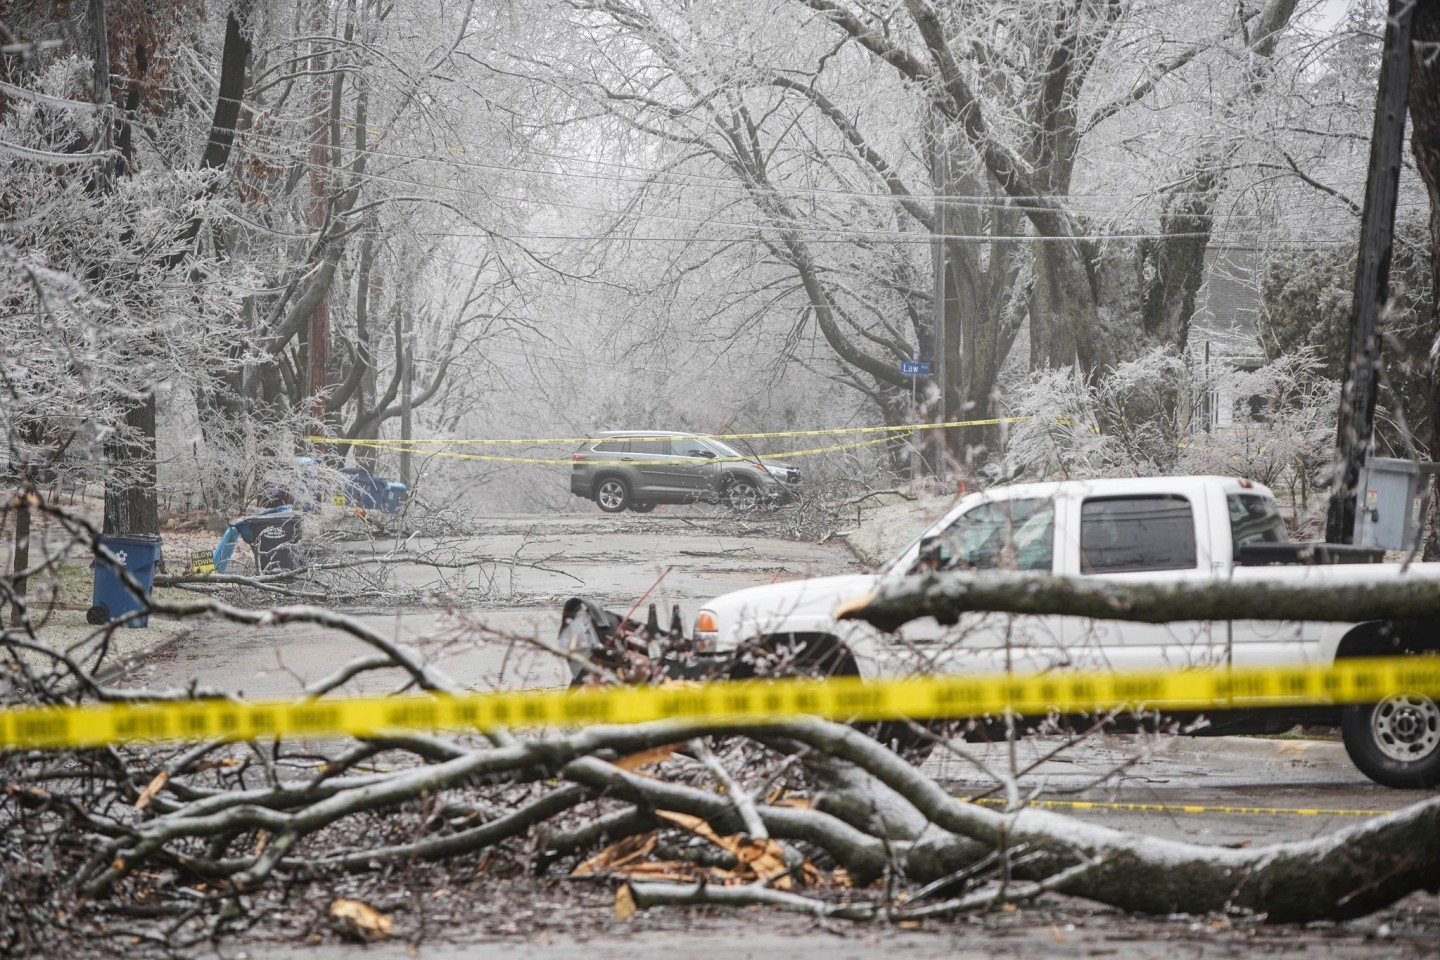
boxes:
[767,720,1440,922]
[837,569,1440,631]
[56,716,1440,926]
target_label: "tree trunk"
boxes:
[103,396,160,536]
[202,7,253,172]
[305,0,333,430]
[87,0,158,538]
[9,492,29,627]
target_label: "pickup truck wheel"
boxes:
[1341,692,1440,788]
[594,478,631,513]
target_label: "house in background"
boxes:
[1190,245,1266,429]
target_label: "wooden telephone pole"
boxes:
[1326,0,1416,544]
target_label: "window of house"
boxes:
[1081,496,1196,573]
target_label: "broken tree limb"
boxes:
[627,856,1103,920]
[763,719,1440,922]
[837,569,1440,632]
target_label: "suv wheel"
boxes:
[724,478,761,510]
[595,477,631,513]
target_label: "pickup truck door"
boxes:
[859,495,1068,677]
[1061,490,1224,671]
[1222,491,1326,667]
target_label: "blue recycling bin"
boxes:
[89,534,163,628]
[384,481,408,513]
[341,468,389,511]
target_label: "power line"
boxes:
[153,111,1407,231]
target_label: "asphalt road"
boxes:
[118,511,1429,842]
[113,511,1437,958]
[120,513,856,697]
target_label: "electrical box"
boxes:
[1354,457,1437,551]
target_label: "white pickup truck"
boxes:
[690,475,1440,788]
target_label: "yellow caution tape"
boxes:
[963,797,1394,818]
[306,416,1031,449]
[2,658,1438,751]
[328,434,910,466]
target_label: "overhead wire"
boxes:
[147,110,1397,245]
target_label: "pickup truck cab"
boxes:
[691,475,1440,788]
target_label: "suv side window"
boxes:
[923,498,1054,573]
[671,437,712,458]
[627,437,671,457]
[593,440,625,453]
[1081,496,1196,573]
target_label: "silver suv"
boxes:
[570,431,802,513]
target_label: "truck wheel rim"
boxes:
[598,482,625,509]
[1371,693,1440,762]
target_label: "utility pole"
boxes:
[400,324,414,490]
[932,117,948,480]
[1326,0,1415,544]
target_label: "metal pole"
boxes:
[1326,0,1414,544]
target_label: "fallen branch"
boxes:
[839,568,1440,630]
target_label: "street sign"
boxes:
[900,360,931,376]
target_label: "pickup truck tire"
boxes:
[594,477,631,513]
[1341,693,1440,789]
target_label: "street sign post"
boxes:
[900,360,931,376]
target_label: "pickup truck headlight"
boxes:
[693,610,718,653]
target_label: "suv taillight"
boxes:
[571,453,589,461]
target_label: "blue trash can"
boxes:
[88,534,163,628]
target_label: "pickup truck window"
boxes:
[921,498,1054,572]
[1228,493,1287,558]
[1081,496,1196,573]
